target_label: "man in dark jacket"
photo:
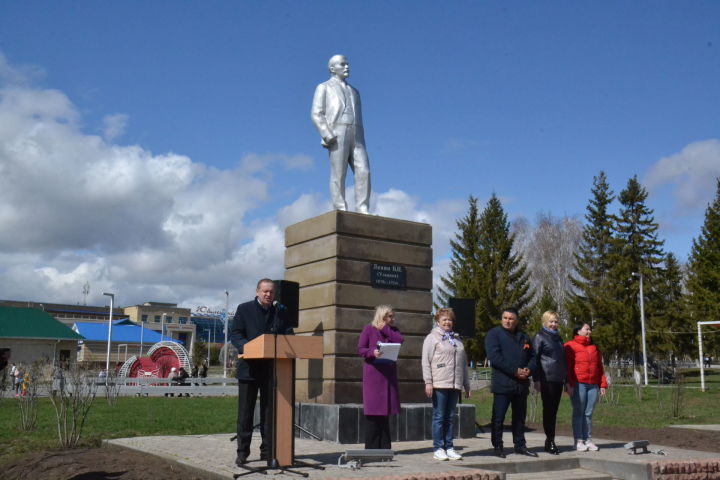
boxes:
[230,278,294,467]
[484,307,537,458]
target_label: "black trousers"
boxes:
[236,378,273,459]
[540,381,564,441]
[364,415,391,449]
[491,392,528,449]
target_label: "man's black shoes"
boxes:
[493,448,506,458]
[235,455,248,467]
[513,446,538,457]
[544,440,560,455]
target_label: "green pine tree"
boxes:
[437,196,482,307]
[476,194,534,347]
[600,176,665,359]
[568,171,615,326]
[685,178,720,357]
[650,253,692,362]
[192,337,207,368]
[438,194,534,360]
[437,197,484,361]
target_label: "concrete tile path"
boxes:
[106,429,720,480]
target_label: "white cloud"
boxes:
[645,139,720,213]
[0,52,45,86]
[276,193,328,229]
[0,54,466,313]
[0,56,304,309]
[102,113,129,141]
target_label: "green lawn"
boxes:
[0,395,238,463]
[468,368,720,429]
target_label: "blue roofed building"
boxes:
[73,320,178,364]
[0,299,207,365]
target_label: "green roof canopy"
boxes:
[0,306,85,340]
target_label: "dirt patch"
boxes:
[1,425,718,480]
[0,447,213,480]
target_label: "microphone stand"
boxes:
[268,307,280,470]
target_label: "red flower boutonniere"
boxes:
[523,342,530,350]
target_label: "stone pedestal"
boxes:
[295,403,477,444]
[285,210,434,404]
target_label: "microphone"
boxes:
[271,301,284,333]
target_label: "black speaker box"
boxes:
[448,297,476,338]
[273,280,299,328]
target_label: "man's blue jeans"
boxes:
[432,388,460,450]
[571,382,599,441]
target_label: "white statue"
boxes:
[311,55,371,214]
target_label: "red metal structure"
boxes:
[119,341,191,380]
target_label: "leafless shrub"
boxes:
[0,369,9,400]
[103,369,122,406]
[49,363,98,447]
[18,361,44,432]
[671,370,685,419]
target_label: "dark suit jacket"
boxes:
[229,298,294,381]
[485,326,537,395]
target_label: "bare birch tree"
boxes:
[513,213,583,322]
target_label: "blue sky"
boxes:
[1,2,718,309]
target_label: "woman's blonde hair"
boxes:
[434,308,456,322]
[541,310,559,327]
[372,304,394,328]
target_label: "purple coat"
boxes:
[357,323,404,416]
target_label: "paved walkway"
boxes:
[106,430,720,480]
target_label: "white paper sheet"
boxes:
[376,342,401,362]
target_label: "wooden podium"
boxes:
[242,334,323,467]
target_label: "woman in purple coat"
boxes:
[357,304,405,449]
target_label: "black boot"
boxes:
[544,439,560,455]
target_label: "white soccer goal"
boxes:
[697,320,720,392]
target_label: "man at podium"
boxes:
[230,278,294,467]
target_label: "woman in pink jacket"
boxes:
[422,308,470,461]
[564,322,608,452]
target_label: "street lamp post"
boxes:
[208,321,212,366]
[631,272,649,386]
[102,292,115,385]
[223,291,230,378]
[139,319,144,356]
[161,313,166,340]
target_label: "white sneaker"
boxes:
[445,448,462,460]
[585,440,599,451]
[576,440,588,452]
[433,448,448,460]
